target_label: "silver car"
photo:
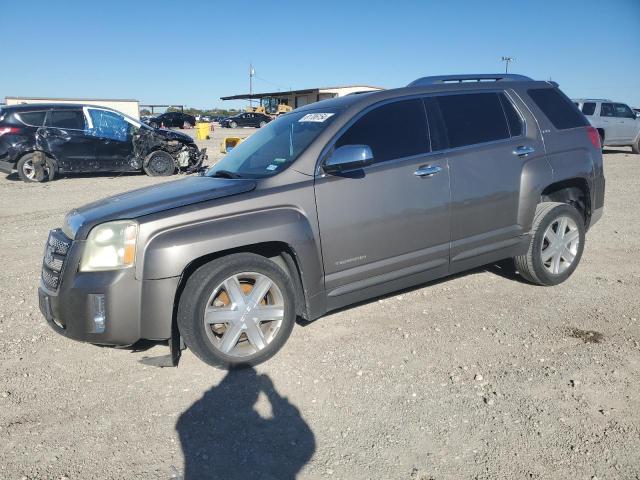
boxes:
[573,98,640,153]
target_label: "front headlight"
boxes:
[80,220,138,272]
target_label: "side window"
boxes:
[600,103,614,117]
[88,109,131,141]
[613,103,635,119]
[16,111,47,127]
[527,88,588,130]
[581,102,596,116]
[335,98,430,164]
[499,93,523,137]
[435,93,510,148]
[46,110,85,130]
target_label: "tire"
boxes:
[143,151,176,176]
[229,121,237,128]
[177,253,296,369]
[17,153,56,183]
[599,131,605,150]
[259,121,266,128]
[514,202,585,286]
[632,137,640,155]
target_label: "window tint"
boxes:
[600,103,614,117]
[17,111,47,127]
[499,93,523,137]
[581,102,596,116]
[436,93,509,148]
[528,88,588,130]
[335,99,430,163]
[46,110,85,130]
[88,109,131,141]
[613,103,635,119]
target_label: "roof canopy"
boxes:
[220,85,383,101]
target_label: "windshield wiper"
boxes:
[210,170,243,179]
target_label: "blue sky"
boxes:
[1,0,639,109]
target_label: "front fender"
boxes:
[141,207,325,309]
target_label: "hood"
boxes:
[66,176,256,239]
[151,128,194,143]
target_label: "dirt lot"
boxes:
[0,132,638,479]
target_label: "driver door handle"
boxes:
[414,165,442,177]
[513,146,535,157]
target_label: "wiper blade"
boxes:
[210,170,242,179]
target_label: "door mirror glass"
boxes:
[324,145,374,173]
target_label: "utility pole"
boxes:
[501,56,514,74]
[249,63,255,108]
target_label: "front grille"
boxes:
[41,229,72,292]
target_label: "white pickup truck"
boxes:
[574,99,640,153]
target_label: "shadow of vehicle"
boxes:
[176,368,315,480]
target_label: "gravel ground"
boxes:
[0,134,638,479]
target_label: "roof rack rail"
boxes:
[408,74,533,87]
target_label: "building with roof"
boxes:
[220,85,384,109]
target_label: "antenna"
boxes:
[501,56,515,74]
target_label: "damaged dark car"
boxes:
[0,104,206,182]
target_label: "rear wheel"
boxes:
[17,153,55,183]
[632,137,640,154]
[177,253,296,369]
[143,151,175,176]
[514,202,585,286]
[259,121,266,128]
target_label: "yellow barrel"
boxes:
[195,122,211,140]
[220,136,244,154]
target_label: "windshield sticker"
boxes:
[266,164,278,171]
[274,158,287,164]
[299,113,334,123]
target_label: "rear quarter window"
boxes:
[581,102,596,116]
[16,111,47,127]
[528,88,588,130]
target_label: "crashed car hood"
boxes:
[66,177,256,239]
[151,128,194,143]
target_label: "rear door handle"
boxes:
[513,146,535,157]
[414,165,442,177]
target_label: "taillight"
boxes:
[586,126,601,149]
[0,127,21,137]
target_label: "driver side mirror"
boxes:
[323,145,374,174]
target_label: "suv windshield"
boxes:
[207,109,339,179]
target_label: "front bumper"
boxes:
[38,231,178,346]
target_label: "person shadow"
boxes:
[176,368,315,480]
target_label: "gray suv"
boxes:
[573,98,640,153]
[38,74,605,368]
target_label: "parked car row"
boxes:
[573,98,640,153]
[0,104,206,182]
[219,112,272,128]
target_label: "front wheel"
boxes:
[229,121,237,128]
[177,253,296,369]
[632,137,640,154]
[143,151,176,176]
[514,202,585,286]
[258,121,266,128]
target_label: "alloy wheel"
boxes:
[541,215,580,275]
[203,272,285,357]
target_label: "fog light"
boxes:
[89,294,106,333]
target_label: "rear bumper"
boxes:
[0,159,14,174]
